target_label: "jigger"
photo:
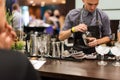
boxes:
[56,42,61,57]
[61,41,65,58]
[51,38,56,57]
[46,34,51,57]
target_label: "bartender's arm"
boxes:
[88,15,111,47]
[88,36,110,47]
[59,24,110,47]
[117,32,120,43]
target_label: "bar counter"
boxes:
[38,58,120,80]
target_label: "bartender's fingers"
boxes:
[87,37,96,42]
[78,24,87,32]
[74,24,87,32]
[88,38,98,47]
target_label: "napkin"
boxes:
[30,60,46,69]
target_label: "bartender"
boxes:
[59,0,112,54]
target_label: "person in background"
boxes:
[54,9,61,19]
[117,22,120,43]
[43,10,54,26]
[0,0,41,80]
[0,0,16,49]
[59,0,112,54]
[12,3,24,40]
[29,14,44,27]
[43,9,58,38]
[54,9,65,30]
[118,32,120,43]
[53,9,61,36]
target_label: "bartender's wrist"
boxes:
[96,39,99,46]
[96,39,98,46]
[71,27,75,33]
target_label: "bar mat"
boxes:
[45,56,84,62]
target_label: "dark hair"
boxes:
[12,3,19,10]
[45,10,53,16]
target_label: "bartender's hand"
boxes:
[0,22,16,49]
[87,37,98,47]
[73,24,88,33]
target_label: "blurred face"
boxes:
[82,0,99,12]
[0,0,5,32]
[44,12,51,19]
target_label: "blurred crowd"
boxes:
[11,3,120,45]
[11,3,65,40]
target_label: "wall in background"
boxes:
[75,0,120,20]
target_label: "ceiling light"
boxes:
[61,0,66,4]
[32,3,36,6]
[52,0,57,3]
[30,0,34,4]
[41,1,45,7]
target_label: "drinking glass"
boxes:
[95,45,110,66]
[37,37,46,61]
[56,42,61,57]
[45,34,51,57]
[111,46,120,66]
[115,42,120,48]
[51,38,56,57]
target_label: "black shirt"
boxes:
[0,49,41,80]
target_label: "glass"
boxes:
[111,46,120,66]
[95,45,110,66]
[115,42,120,48]
[51,38,56,57]
[45,34,51,57]
[61,41,65,58]
[56,42,61,57]
[37,36,46,61]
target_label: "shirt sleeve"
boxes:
[61,8,82,31]
[101,13,112,39]
[62,12,72,31]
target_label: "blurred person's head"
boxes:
[0,0,17,49]
[54,9,60,18]
[82,0,99,12]
[44,10,52,19]
[12,3,20,12]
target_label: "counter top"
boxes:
[38,58,120,80]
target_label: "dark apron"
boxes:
[73,9,100,54]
